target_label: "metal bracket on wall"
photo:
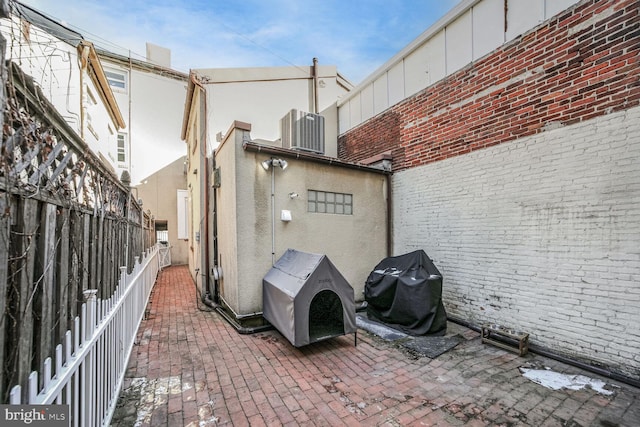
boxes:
[213,167,221,188]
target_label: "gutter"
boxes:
[95,49,188,82]
[242,141,390,175]
[180,72,200,141]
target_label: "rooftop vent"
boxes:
[280,109,325,154]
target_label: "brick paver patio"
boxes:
[110,266,639,426]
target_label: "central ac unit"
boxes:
[280,109,325,154]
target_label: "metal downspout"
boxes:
[124,191,131,271]
[79,45,90,140]
[386,173,392,257]
[211,154,220,304]
[203,156,210,298]
[270,164,276,265]
[128,51,132,177]
[312,57,319,114]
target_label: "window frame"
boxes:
[117,132,127,164]
[307,190,353,215]
[177,190,189,240]
[104,68,128,93]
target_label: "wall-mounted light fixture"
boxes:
[261,158,288,171]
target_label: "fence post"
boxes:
[120,266,127,291]
[9,385,21,404]
[0,0,7,137]
[82,289,97,427]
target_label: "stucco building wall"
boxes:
[215,125,388,316]
[135,156,189,265]
[194,65,351,158]
[100,54,187,185]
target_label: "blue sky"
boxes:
[22,0,460,84]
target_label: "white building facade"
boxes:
[1,2,126,173]
[97,47,188,185]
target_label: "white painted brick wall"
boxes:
[393,106,640,378]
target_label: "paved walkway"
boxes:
[110,266,639,426]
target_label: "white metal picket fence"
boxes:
[8,244,161,427]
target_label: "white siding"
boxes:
[404,42,429,98]
[338,0,581,134]
[472,0,504,60]
[373,74,389,116]
[388,61,405,107]
[424,31,447,87]
[361,83,375,123]
[338,101,350,134]
[545,0,582,18]
[506,0,545,41]
[348,92,362,131]
[445,10,473,74]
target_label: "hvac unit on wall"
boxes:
[280,109,325,154]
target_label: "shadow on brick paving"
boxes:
[110,266,640,426]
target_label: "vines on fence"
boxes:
[1,61,154,402]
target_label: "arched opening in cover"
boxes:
[308,290,344,344]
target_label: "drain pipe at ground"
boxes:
[386,172,392,257]
[447,316,640,389]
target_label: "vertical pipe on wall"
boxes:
[128,51,132,177]
[79,45,91,141]
[270,163,276,265]
[211,154,220,303]
[200,86,210,299]
[0,28,6,146]
[312,57,319,114]
[203,156,210,296]
[386,173,392,257]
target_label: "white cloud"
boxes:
[20,0,461,83]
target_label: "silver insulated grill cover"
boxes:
[263,249,356,347]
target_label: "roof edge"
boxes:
[338,0,480,106]
[241,140,390,175]
[78,41,126,129]
[180,72,201,141]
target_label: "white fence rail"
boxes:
[8,244,161,427]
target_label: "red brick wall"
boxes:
[338,0,640,171]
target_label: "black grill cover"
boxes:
[365,250,447,336]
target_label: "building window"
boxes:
[308,190,352,215]
[105,69,127,92]
[117,133,127,164]
[155,220,168,244]
[177,190,188,239]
